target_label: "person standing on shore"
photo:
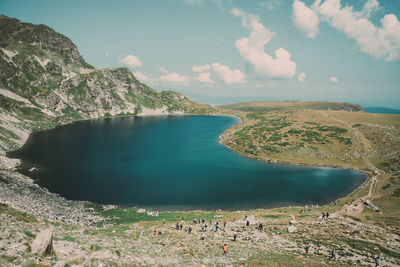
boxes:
[375,256,380,266]
[222,244,227,255]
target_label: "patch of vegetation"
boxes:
[23,230,35,238]
[61,235,75,242]
[92,205,219,225]
[262,214,284,219]
[382,183,391,190]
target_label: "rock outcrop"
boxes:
[0,14,196,167]
[31,227,53,256]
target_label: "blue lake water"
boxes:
[364,107,400,115]
[9,115,366,210]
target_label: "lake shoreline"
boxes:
[2,112,370,216]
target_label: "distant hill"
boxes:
[219,100,365,113]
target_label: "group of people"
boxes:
[321,211,330,219]
[168,215,383,265]
[170,217,242,255]
[175,222,192,233]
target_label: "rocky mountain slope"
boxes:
[0,15,195,165]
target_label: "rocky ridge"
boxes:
[0,14,194,165]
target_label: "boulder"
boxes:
[287,225,297,233]
[31,227,53,255]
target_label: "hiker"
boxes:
[331,248,336,261]
[188,226,192,234]
[175,223,179,230]
[375,256,380,267]
[305,245,310,254]
[200,232,205,240]
[258,222,263,230]
[246,220,250,227]
[222,243,227,255]
[321,212,325,219]
[233,233,237,241]
[326,212,329,219]
[223,220,226,230]
[180,224,183,230]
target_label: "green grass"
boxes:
[89,205,220,225]
[61,235,75,242]
[342,237,400,259]
[23,230,35,238]
[262,214,286,219]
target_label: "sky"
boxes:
[1,0,400,108]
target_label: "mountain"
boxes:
[0,15,197,158]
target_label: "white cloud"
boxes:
[298,72,307,82]
[360,0,380,18]
[192,64,211,72]
[294,0,400,61]
[159,72,189,84]
[160,66,168,74]
[292,0,319,38]
[133,71,149,83]
[121,54,142,68]
[196,72,214,83]
[211,62,246,84]
[329,76,339,83]
[232,8,296,79]
[105,52,110,58]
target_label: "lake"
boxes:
[9,115,366,210]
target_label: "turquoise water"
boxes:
[364,107,400,115]
[9,115,366,210]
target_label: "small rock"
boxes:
[31,227,53,255]
[287,225,297,233]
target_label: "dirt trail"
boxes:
[317,111,380,216]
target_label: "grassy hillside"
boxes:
[220,100,365,113]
